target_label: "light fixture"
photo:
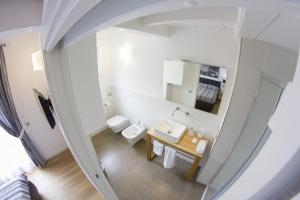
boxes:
[184,0,198,7]
[32,51,43,71]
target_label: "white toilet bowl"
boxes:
[122,122,146,145]
[106,115,129,133]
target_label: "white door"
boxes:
[206,77,282,199]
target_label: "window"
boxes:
[0,127,34,183]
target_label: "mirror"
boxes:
[163,60,227,114]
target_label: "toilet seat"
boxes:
[107,115,129,133]
[122,126,139,139]
[122,122,146,145]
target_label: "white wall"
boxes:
[97,27,240,140]
[219,47,300,200]
[3,32,66,160]
[97,32,114,118]
[198,39,297,185]
[250,148,300,199]
[66,34,106,135]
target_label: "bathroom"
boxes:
[91,8,240,199]
[40,1,300,199]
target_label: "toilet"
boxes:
[106,115,129,133]
[122,121,147,145]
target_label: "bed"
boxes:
[195,78,220,112]
[0,174,41,200]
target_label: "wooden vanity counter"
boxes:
[146,128,208,181]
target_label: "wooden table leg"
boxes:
[185,156,202,181]
[146,134,156,160]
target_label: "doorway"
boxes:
[203,76,282,199]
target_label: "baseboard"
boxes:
[89,125,108,137]
[46,126,108,160]
[45,145,69,160]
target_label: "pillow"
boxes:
[199,82,218,90]
[0,174,31,200]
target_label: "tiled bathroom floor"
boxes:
[92,129,205,200]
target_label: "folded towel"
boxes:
[163,146,176,169]
[153,140,164,156]
[196,139,207,154]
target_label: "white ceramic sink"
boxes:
[154,119,186,143]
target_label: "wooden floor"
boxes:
[27,150,104,200]
[92,129,205,200]
[28,129,205,200]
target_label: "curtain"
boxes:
[0,45,45,167]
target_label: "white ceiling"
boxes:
[0,0,300,51]
[116,6,300,51]
[241,8,300,51]
[44,0,300,50]
[140,7,237,26]
[158,19,235,29]
[0,0,42,35]
[257,15,300,51]
[117,7,238,36]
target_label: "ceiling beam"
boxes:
[61,0,182,48]
[116,19,170,38]
[53,0,300,51]
[42,0,103,51]
[234,8,246,42]
[239,9,279,39]
[141,7,237,26]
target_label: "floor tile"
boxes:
[92,130,205,200]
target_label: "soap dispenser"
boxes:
[199,128,206,138]
[188,126,194,137]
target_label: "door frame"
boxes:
[43,47,118,200]
[210,74,283,199]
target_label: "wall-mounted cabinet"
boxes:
[163,60,185,86]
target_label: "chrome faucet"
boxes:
[185,112,190,120]
[172,107,180,118]
[137,120,144,128]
